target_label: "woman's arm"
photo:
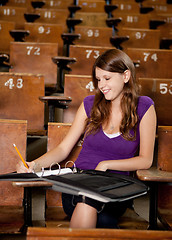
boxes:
[16,102,87,173]
[95,105,157,172]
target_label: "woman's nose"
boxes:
[98,79,105,89]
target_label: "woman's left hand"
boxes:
[95,161,108,171]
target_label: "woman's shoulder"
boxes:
[83,95,95,117]
[137,96,154,120]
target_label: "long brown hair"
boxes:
[85,48,140,141]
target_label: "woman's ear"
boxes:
[123,70,131,83]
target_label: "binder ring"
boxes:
[41,167,45,177]
[65,161,77,173]
[50,162,61,175]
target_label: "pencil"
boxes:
[13,144,29,169]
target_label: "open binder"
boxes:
[0,165,148,203]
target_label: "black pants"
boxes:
[62,193,133,229]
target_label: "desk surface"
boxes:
[137,167,172,182]
[13,181,53,187]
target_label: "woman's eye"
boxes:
[105,77,110,81]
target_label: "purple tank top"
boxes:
[74,95,154,175]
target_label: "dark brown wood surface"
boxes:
[9,42,58,87]
[0,119,27,205]
[126,48,172,79]
[46,122,82,206]
[27,227,172,240]
[0,21,15,54]
[24,22,64,55]
[138,78,172,126]
[0,72,45,131]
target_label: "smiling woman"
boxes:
[16,49,157,229]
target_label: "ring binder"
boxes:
[65,161,77,173]
[50,162,61,175]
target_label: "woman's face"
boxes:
[95,67,130,102]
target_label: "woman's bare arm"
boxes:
[16,102,87,173]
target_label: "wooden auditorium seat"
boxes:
[0,119,27,233]
[9,42,59,91]
[137,126,172,230]
[24,22,65,55]
[0,72,45,134]
[72,12,151,29]
[111,28,161,50]
[63,74,95,123]
[126,48,172,79]
[27,227,172,240]
[141,1,172,15]
[45,122,83,208]
[138,78,172,126]
[0,20,15,54]
[32,8,69,32]
[73,25,113,47]
[107,1,141,14]
[157,126,172,230]
[0,6,27,29]
[68,45,113,75]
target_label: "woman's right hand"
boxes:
[16,161,35,173]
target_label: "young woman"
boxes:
[16,49,157,229]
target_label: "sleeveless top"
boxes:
[74,95,154,175]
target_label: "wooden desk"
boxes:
[13,181,52,231]
[136,167,172,230]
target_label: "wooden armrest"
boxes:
[104,4,118,17]
[24,13,40,22]
[160,38,172,49]
[136,167,172,182]
[39,96,72,109]
[52,56,76,70]
[9,30,30,42]
[66,18,83,32]
[61,33,81,45]
[68,5,82,17]
[0,0,8,5]
[0,53,11,68]
[110,36,129,49]
[106,18,122,28]
[140,6,154,14]
[31,1,45,9]
[149,19,166,29]
[12,181,52,188]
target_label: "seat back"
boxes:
[158,126,172,172]
[0,6,26,29]
[138,78,172,126]
[9,42,58,87]
[0,72,45,133]
[24,22,64,55]
[46,122,83,206]
[74,25,113,47]
[69,45,112,75]
[126,48,172,79]
[63,74,95,123]
[0,119,27,205]
[157,126,172,230]
[0,21,15,54]
[34,8,69,31]
[117,28,160,50]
